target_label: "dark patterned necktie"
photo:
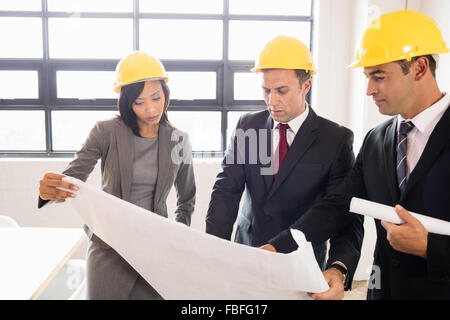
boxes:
[396,120,415,195]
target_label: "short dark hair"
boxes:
[395,55,436,78]
[118,80,172,136]
[261,69,311,86]
[294,69,311,86]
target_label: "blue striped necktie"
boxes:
[396,120,415,195]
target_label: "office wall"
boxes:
[0,159,220,231]
[413,0,450,94]
[0,158,222,260]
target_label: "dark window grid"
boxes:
[0,12,312,21]
[0,61,44,105]
[0,0,313,157]
[46,60,224,107]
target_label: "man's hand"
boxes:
[381,205,428,259]
[308,268,345,300]
[259,244,277,252]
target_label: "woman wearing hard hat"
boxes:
[38,51,196,299]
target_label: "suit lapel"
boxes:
[267,108,318,200]
[404,104,450,197]
[115,120,135,201]
[383,117,400,203]
[154,123,175,206]
[262,115,275,191]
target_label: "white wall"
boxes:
[0,158,221,230]
[410,0,450,94]
[0,158,222,259]
[312,0,363,128]
[313,0,409,147]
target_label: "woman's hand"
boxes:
[39,172,79,200]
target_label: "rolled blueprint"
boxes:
[350,197,450,236]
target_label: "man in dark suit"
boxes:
[267,10,450,299]
[206,36,364,299]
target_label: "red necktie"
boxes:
[275,123,289,178]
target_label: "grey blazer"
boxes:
[39,117,196,247]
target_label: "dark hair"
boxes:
[294,69,311,86]
[395,55,437,78]
[118,80,172,136]
[261,69,311,86]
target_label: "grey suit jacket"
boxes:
[39,117,196,248]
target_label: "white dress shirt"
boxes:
[272,103,310,154]
[398,92,450,179]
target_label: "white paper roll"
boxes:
[350,197,450,236]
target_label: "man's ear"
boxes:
[303,78,312,94]
[413,56,429,81]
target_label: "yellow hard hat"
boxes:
[251,35,316,75]
[348,10,449,68]
[114,51,168,93]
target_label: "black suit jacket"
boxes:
[206,108,364,289]
[279,104,450,299]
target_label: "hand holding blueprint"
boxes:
[350,197,450,236]
[63,177,329,299]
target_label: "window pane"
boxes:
[0,18,42,58]
[229,21,310,61]
[227,111,252,145]
[168,111,221,152]
[140,19,222,60]
[48,18,133,59]
[0,71,39,99]
[57,71,118,99]
[0,0,41,11]
[229,0,311,15]
[0,111,45,150]
[139,0,222,14]
[48,0,132,12]
[52,111,118,151]
[167,72,216,100]
[234,72,264,101]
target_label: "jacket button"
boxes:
[391,259,399,267]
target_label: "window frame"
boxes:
[0,0,314,157]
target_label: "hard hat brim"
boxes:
[251,66,316,75]
[347,47,450,69]
[114,76,169,93]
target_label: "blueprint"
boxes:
[63,176,329,299]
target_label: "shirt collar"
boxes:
[273,103,309,135]
[397,92,450,136]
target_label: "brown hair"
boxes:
[118,80,172,137]
[294,69,311,86]
[395,55,437,78]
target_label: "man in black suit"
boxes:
[206,36,364,299]
[267,10,450,299]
